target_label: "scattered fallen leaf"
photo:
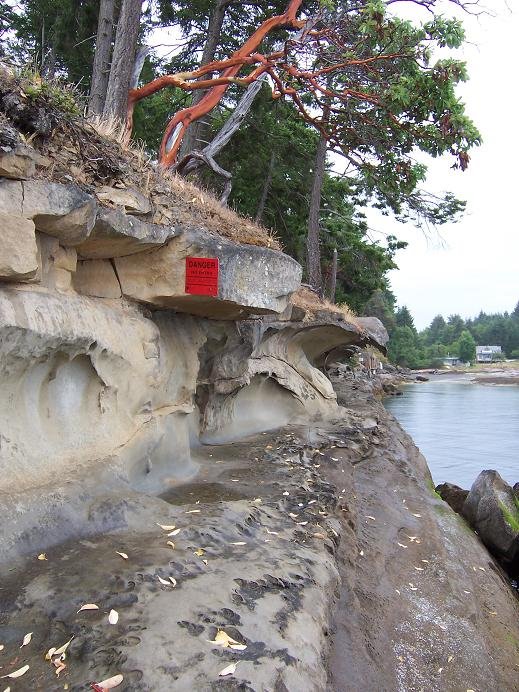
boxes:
[438,667,443,674]
[218,662,237,677]
[20,632,32,648]
[1,665,29,679]
[169,577,177,586]
[266,529,278,535]
[397,543,408,549]
[194,548,205,557]
[230,479,239,482]
[0,644,3,651]
[185,509,201,514]
[95,674,123,689]
[37,553,47,561]
[115,552,128,560]
[157,576,170,586]
[288,513,298,519]
[168,529,181,537]
[313,532,326,539]
[308,500,317,505]
[229,542,246,546]
[478,566,486,572]
[202,559,208,565]
[52,637,73,657]
[331,457,339,462]
[157,524,176,531]
[411,513,422,518]
[282,491,289,496]
[252,498,262,504]
[108,610,119,625]
[166,541,175,549]
[448,656,454,663]
[54,661,66,677]
[414,567,424,571]
[297,521,308,526]
[77,604,99,613]
[359,550,364,556]
[421,559,429,564]
[365,516,376,521]
[208,630,245,649]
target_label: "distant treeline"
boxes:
[364,289,519,368]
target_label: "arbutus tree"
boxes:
[126,0,480,172]
[124,0,480,291]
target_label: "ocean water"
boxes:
[384,378,519,489]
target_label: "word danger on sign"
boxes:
[185,256,219,297]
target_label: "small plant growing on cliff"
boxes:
[20,72,81,117]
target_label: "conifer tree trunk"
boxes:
[255,152,275,223]
[103,0,142,123]
[89,0,115,116]
[181,0,228,155]
[306,133,326,293]
[328,248,337,303]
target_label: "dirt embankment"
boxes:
[0,376,518,690]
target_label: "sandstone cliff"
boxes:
[0,75,517,692]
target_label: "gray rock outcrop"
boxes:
[463,470,519,567]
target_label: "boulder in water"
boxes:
[436,482,469,515]
[463,470,519,568]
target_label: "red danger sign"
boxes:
[185,256,219,296]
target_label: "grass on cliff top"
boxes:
[291,287,359,325]
[0,67,280,251]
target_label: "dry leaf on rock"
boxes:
[37,553,47,561]
[166,541,175,549]
[108,610,119,625]
[77,604,99,613]
[185,509,200,514]
[52,637,73,657]
[229,542,246,546]
[218,662,237,677]
[157,576,177,587]
[115,552,128,560]
[0,644,3,651]
[208,630,244,649]
[1,665,29,679]
[54,660,66,676]
[157,524,176,531]
[20,632,32,648]
[194,548,205,557]
[95,674,123,689]
[168,529,181,537]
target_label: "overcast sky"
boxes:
[373,1,519,329]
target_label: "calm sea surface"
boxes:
[384,377,519,489]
